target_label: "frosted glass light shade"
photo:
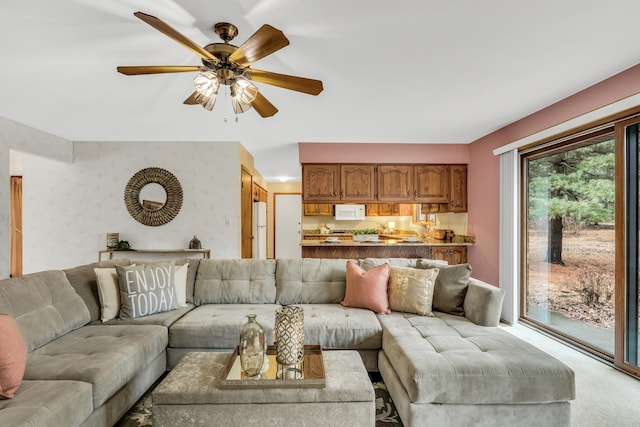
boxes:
[197,93,217,111]
[194,71,219,97]
[232,77,258,104]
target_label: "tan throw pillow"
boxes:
[94,267,121,322]
[116,262,178,319]
[432,264,472,316]
[388,267,439,316]
[0,313,28,399]
[173,263,189,307]
[340,261,391,314]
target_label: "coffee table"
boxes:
[152,350,375,427]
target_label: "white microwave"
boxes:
[334,204,365,221]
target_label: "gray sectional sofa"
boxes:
[0,257,575,427]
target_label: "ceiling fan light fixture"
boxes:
[231,96,252,114]
[195,92,217,111]
[193,71,219,98]
[232,76,259,104]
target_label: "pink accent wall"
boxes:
[299,63,640,286]
[299,143,470,164]
[468,63,640,285]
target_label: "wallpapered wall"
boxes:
[21,141,241,273]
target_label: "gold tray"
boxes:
[217,345,325,389]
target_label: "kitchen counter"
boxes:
[300,240,474,246]
[300,240,472,264]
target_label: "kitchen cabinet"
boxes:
[341,164,376,201]
[366,204,413,216]
[430,246,467,265]
[302,164,340,201]
[303,203,334,216]
[252,183,268,202]
[302,163,467,212]
[449,164,467,212]
[377,165,413,202]
[414,165,449,203]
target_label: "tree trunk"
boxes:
[546,215,565,265]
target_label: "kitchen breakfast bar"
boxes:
[300,239,472,264]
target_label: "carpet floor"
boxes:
[115,372,403,426]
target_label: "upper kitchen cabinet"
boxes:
[303,203,334,216]
[377,165,413,202]
[449,164,467,212]
[302,164,340,201]
[413,165,449,203]
[341,164,376,201]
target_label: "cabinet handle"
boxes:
[413,190,417,197]
[341,190,345,198]
[451,201,456,206]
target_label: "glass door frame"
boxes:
[615,116,640,376]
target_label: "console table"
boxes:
[98,249,211,261]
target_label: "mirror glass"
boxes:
[139,183,167,211]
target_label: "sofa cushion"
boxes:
[169,304,280,349]
[341,261,390,314]
[276,258,354,304]
[431,263,472,316]
[378,312,575,405]
[0,271,91,352]
[96,304,194,327]
[64,259,132,322]
[0,314,28,399]
[0,380,93,427]
[195,259,277,305]
[24,324,167,408]
[116,263,179,319]
[388,266,439,316]
[94,267,122,322]
[297,304,382,350]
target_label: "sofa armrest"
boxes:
[463,278,505,327]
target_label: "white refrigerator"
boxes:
[252,201,267,259]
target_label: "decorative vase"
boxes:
[239,314,265,377]
[274,306,305,367]
[189,235,202,249]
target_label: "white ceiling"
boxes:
[2,0,640,180]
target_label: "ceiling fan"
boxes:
[117,12,323,117]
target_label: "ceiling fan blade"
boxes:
[133,11,218,63]
[183,92,199,105]
[251,92,278,117]
[117,65,201,75]
[250,69,323,95]
[229,24,289,66]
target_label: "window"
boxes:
[522,130,616,357]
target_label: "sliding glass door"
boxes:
[522,130,616,358]
[622,121,640,369]
[521,113,640,376]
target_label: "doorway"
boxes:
[274,193,302,258]
[241,168,253,258]
[10,176,22,277]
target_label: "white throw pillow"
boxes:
[173,263,189,307]
[94,267,122,322]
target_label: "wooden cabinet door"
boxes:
[340,164,376,201]
[302,164,340,201]
[365,204,380,216]
[430,246,467,265]
[303,203,334,216]
[449,165,467,212]
[414,165,449,202]
[377,165,413,202]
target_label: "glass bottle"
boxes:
[239,314,265,377]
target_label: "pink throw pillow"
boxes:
[341,261,391,314]
[0,313,28,399]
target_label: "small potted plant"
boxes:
[352,228,380,242]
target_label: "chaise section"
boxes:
[379,312,574,404]
[0,380,93,427]
[24,325,168,409]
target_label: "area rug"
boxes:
[115,373,403,426]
